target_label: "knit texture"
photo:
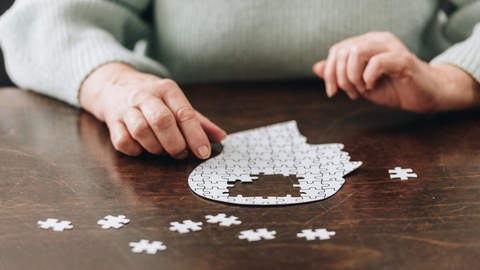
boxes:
[0,0,479,107]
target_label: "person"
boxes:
[0,0,479,159]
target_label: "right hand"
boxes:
[79,62,227,159]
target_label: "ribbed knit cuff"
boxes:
[430,23,480,83]
[66,38,170,107]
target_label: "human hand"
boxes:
[313,32,480,112]
[79,63,227,158]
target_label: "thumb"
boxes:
[363,52,414,90]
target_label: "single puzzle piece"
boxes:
[169,220,203,234]
[188,121,362,205]
[205,213,241,226]
[37,218,73,232]
[97,215,130,229]
[129,239,166,254]
[238,228,276,242]
[297,228,336,240]
[389,167,417,180]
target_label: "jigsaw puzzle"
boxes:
[188,121,362,205]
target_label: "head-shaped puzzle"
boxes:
[188,121,361,205]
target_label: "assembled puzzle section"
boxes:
[188,121,362,205]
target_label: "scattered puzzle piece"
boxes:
[97,215,130,229]
[297,228,336,240]
[129,239,166,254]
[37,218,73,232]
[188,121,362,205]
[389,167,417,180]
[205,213,241,227]
[238,228,276,241]
[169,220,203,234]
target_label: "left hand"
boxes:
[313,31,480,112]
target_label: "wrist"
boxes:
[431,63,480,111]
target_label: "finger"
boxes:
[139,98,189,159]
[108,120,143,156]
[324,47,339,97]
[122,107,164,155]
[363,52,413,90]
[196,112,227,142]
[312,61,327,78]
[346,46,367,93]
[336,48,359,100]
[161,82,212,159]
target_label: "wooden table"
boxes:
[1,81,480,269]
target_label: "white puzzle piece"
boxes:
[238,228,276,241]
[205,213,242,227]
[169,220,203,234]
[129,239,167,254]
[188,121,362,205]
[37,218,73,232]
[297,228,336,240]
[97,215,130,229]
[389,167,417,180]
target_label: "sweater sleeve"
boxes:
[430,0,480,82]
[0,0,169,107]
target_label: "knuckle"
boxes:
[349,45,362,57]
[347,72,362,84]
[365,31,381,37]
[130,121,149,139]
[328,45,338,56]
[401,52,415,66]
[176,106,196,123]
[338,79,350,91]
[369,57,381,70]
[337,47,348,58]
[152,110,175,129]
[112,133,131,152]
[158,78,177,89]
[380,31,395,41]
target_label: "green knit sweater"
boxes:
[0,0,479,107]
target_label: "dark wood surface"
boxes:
[1,81,480,270]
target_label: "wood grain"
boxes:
[1,81,480,270]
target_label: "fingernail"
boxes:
[198,145,210,159]
[327,83,335,98]
[175,150,189,159]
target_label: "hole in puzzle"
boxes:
[228,173,303,197]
